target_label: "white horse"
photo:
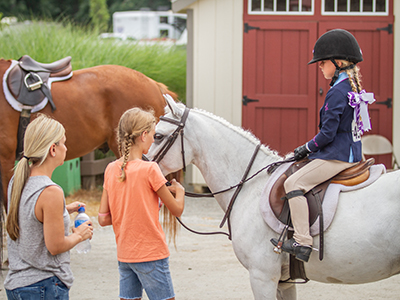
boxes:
[147,96,400,300]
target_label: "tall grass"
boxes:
[0,20,186,102]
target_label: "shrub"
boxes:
[0,20,186,102]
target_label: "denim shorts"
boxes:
[6,276,69,300]
[118,257,175,300]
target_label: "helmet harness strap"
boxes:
[329,59,356,87]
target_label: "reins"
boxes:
[151,105,295,239]
[185,156,295,198]
[180,154,295,240]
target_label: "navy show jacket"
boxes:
[307,78,362,163]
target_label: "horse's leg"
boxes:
[277,283,296,300]
[107,135,119,158]
[276,261,296,300]
[0,155,14,268]
[247,263,297,300]
[0,161,3,210]
[1,156,15,212]
[248,266,280,300]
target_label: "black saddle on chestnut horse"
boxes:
[6,55,72,110]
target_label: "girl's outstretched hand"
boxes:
[167,179,184,195]
[66,201,86,214]
[157,179,185,217]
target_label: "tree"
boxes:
[90,0,110,32]
[0,0,172,25]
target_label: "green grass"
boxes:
[0,20,186,102]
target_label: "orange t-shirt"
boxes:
[103,160,168,262]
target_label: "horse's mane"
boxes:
[192,107,282,160]
[156,81,178,101]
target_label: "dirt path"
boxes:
[1,196,400,299]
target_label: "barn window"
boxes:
[160,29,169,37]
[159,16,168,24]
[249,0,314,15]
[322,0,388,15]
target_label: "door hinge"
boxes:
[242,96,259,106]
[376,24,393,34]
[375,98,392,108]
[244,23,260,33]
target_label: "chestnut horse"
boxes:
[0,58,177,212]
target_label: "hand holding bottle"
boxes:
[74,207,93,253]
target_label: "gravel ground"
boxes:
[1,196,400,299]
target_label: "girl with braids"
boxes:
[98,107,185,300]
[5,114,93,299]
[271,29,375,263]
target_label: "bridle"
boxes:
[152,107,190,172]
[149,106,294,240]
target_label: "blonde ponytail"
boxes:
[6,159,30,240]
[6,114,65,240]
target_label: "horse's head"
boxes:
[147,94,193,176]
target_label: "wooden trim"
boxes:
[186,9,194,108]
[172,0,196,13]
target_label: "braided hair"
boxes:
[339,60,363,93]
[116,107,156,182]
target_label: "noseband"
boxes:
[152,107,190,172]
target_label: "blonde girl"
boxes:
[5,114,93,300]
[99,107,185,300]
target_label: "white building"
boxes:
[113,10,186,41]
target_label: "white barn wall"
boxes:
[173,0,243,188]
[393,1,400,165]
[189,0,243,125]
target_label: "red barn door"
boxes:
[242,22,318,156]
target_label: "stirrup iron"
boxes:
[272,225,289,254]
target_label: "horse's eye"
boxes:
[154,133,164,141]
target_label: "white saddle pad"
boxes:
[259,162,386,236]
[2,60,73,112]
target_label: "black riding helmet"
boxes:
[308,29,363,86]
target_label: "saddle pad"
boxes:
[2,60,73,112]
[259,162,386,236]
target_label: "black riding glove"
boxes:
[294,144,310,161]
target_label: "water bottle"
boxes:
[74,207,91,254]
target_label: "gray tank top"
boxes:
[4,176,73,290]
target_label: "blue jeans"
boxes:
[118,257,175,300]
[6,276,69,300]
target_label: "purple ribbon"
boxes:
[348,90,375,134]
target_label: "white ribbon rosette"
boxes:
[348,90,375,134]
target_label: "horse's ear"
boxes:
[163,94,182,118]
